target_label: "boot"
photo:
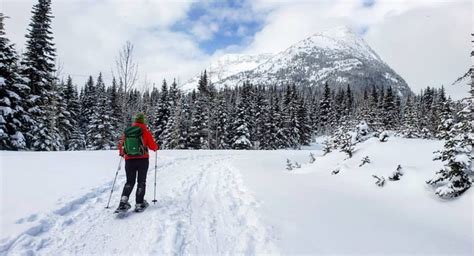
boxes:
[135,200,149,212]
[115,196,131,212]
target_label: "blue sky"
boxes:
[171,0,266,54]
[362,0,376,8]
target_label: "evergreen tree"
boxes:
[382,86,396,129]
[21,0,61,150]
[63,76,84,150]
[109,77,122,140]
[401,95,419,138]
[86,73,115,150]
[0,13,30,150]
[80,76,95,141]
[296,98,311,146]
[54,79,72,150]
[345,84,354,117]
[231,99,252,149]
[261,92,279,149]
[153,79,170,145]
[214,92,230,149]
[318,82,332,133]
[427,101,473,198]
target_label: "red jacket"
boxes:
[119,122,159,160]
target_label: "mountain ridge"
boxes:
[180,26,412,97]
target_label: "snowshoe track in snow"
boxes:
[0,154,278,256]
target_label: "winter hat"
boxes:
[134,113,146,124]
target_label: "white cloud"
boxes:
[243,0,471,98]
[2,0,471,99]
[2,0,206,86]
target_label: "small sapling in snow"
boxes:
[359,156,371,167]
[309,153,316,164]
[389,165,404,181]
[286,159,294,171]
[372,175,385,187]
[379,131,389,142]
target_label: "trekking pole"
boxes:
[105,157,123,209]
[152,151,158,204]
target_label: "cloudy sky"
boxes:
[2,0,472,97]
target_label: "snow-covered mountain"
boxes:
[180,53,273,92]
[181,26,412,97]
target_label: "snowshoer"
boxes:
[117,113,159,212]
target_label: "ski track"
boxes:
[0,153,278,256]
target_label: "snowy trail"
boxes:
[0,153,278,256]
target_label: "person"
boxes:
[117,113,159,212]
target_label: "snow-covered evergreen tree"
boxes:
[296,97,311,146]
[86,73,115,150]
[338,129,354,158]
[318,82,332,133]
[427,101,473,198]
[382,86,396,130]
[63,76,84,150]
[21,0,62,150]
[401,95,420,138]
[153,79,170,145]
[0,13,30,150]
[54,79,72,150]
[260,92,279,149]
[214,92,230,149]
[231,87,252,150]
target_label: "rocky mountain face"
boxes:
[181,26,412,97]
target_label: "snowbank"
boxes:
[0,137,472,255]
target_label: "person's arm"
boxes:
[144,127,159,151]
[118,135,125,156]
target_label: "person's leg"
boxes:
[135,158,149,204]
[121,159,137,202]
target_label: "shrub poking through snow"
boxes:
[379,131,389,142]
[389,165,404,181]
[332,168,340,175]
[355,121,372,142]
[339,131,355,158]
[309,153,316,164]
[426,102,473,198]
[294,162,301,169]
[286,159,294,171]
[359,156,371,167]
[372,175,385,187]
[322,139,332,155]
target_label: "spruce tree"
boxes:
[63,76,84,150]
[0,13,30,150]
[427,101,473,198]
[261,92,279,149]
[318,82,332,133]
[231,99,252,149]
[214,92,230,149]
[401,95,420,138]
[21,0,61,150]
[382,86,396,130]
[153,79,170,145]
[296,98,311,146]
[54,79,72,150]
[86,73,115,150]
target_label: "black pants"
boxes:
[121,158,149,204]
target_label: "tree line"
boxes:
[0,0,471,152]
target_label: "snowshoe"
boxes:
[114,201,131,214]
[134,200,149,213]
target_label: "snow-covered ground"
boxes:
[0,137,472,255]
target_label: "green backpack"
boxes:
[123,126,145,156]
